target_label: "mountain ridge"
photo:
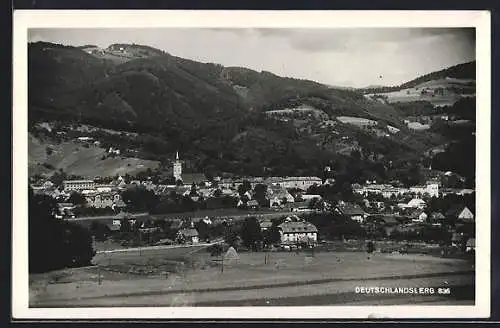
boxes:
[28,41,475,180]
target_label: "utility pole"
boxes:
[221,251,224,273]
[98,266,101,285]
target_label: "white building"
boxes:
[277,216,318,245]
[63,180,96,192]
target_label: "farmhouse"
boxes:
[336,202,367,223]
[176,228,199,244]
[409,210,428,223]
[277,216,318,246]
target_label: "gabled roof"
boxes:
[247,199,259,206]
[182,173,207,185]
[178,228,199,237]
[259,220,273,229]
[380,215,400,225]
[430,212,446,219]
[278,221,318,234]
[284,200,311,209]
[445,204,468,217]
[409,209,427,218]
[337,203,365,216]
[170,219,184,230]
[408,198,426,207]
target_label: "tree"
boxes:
[253,183,268,202]
[49,170,68,187]
[29,187,95,273]
[213,188,223,198]
[189,182,198,196]
[240,217,263,250]
[194,220,211,241]
[90,221,111,241]
[263,225,282,246]
[121,186,159,212]
[238,180,252,196]
[68,191,87,206]
[366,241,375,253]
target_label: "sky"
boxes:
[28,28,475,88]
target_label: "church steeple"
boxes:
[173,150,182,182]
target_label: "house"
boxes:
[176,228,199,244]
[284,201,313,212]
[378,215,400,226]
[42,180,55,189]
[429,212,446,221]
[259,220,273,231]
[266,176,322,190]
[108,147,121,155]
[409,210,428,223]
[247,199,259,209]
[85,192,122,208]
[465,238,475,253]
[446,205,474,222]
[277,216,318,246]
[336,202,367,223]
[300,194,322,201]
[55,202,76,219]
[428,212,446,225]
[407,198,426,209]
[410,182,439,198]
[267,186,295,204]
[451,232,463,247]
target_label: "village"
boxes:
[29,149,476,255]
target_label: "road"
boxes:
[65,209,311,226]
[95,241,220,255]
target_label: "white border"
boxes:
[12,10,491,319]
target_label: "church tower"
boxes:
[173,151,182,181]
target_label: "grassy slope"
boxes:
[29,133,159,178]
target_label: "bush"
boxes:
[366,241,375,253]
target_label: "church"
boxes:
[172,151,208,186]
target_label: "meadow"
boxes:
[29,245,474,307]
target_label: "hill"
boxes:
[28,41,468,181]
[29,133,160,178]
[361,61,475,94]
[361,61,475,107]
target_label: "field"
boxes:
[29,245,475,307]
[366,78,475,107]
[28,133,160,178]
[336,116,377,127]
